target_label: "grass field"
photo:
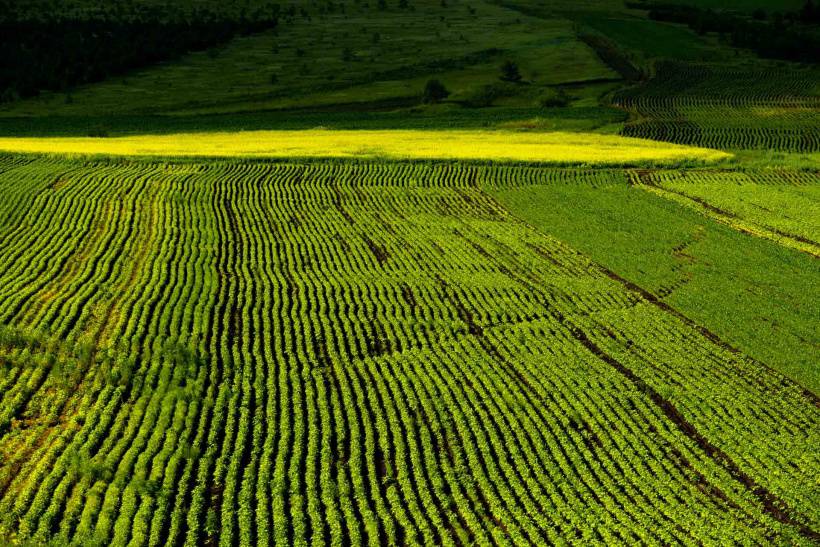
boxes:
[0,0,818,544]
[0,130,730,165]
[576,15,721,62]
[0,106,627,138]
[0,1,615,118]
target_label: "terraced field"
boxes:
[615,62,820,152]
[0,156,816,545]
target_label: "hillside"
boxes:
[0,0,817,545]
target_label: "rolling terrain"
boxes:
[0,0,817,545]
[0,158,816,545]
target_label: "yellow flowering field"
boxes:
[0,129,731,165]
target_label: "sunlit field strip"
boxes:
[0,130,731,166]
[627,167,820,255]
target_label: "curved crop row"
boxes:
[630,169,820,256]
[0,157,815,545]
[613,61,820,152]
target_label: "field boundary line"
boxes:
[476,186,820,539]
[629,170,820,258]
[478,184,820,403]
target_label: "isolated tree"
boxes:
[422,79,450,103]
[537,88,570,108]
[693,15,708,35]
[801,0,819,22]
[500,60,522,82]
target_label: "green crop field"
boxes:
[0,0,817,545]
[486,168,820,392]
[632,169,820,255]
[0,158,816,546]
[615,62,820,152]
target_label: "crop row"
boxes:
[621,122,819,153]
[631,169,820,255]
[613,61,820,152]
[0,157,815,545]
[616,61,820,104]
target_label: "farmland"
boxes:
[631,169,820,255]
[0,158,816,545]
[0,0,818,545]
[0,130,729,165]
[615,62,820,152]
[486,168,820,392]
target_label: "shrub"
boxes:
[87,126,110,138]
[462,82,515,107]
[500,60,522,82]
[422,79,450,104]
[537,88,570,108]
[0,87,20,103]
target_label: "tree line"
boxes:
[0,8,277,103]
[628,1,820,63]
